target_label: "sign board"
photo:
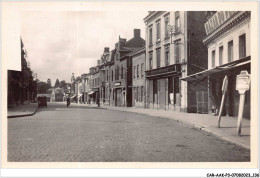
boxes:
[236,70,250,94]
[204,11,237,35]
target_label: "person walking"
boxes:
[66,97,70,107]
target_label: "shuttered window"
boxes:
[239,34,246,59]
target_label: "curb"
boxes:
[7,106,39,118]
[103,106,250,150]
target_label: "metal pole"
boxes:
[237,94,245,136]
[217,76,228,128]
[217,90,226,128]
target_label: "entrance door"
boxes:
[116,89,122,107]
[159,78,166,109]
[196,90,208,113]
[148,80,153,109]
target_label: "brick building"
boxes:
[109,29,145,107]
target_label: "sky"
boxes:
[21,11,147,85]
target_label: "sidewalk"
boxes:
[86,103,250,150]
[8,103,38,118]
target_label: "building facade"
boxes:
[131,47,146,108]
[8,38,35,107]
[183,11,251,118]
[144,11,208,112]
[109,29,145,107]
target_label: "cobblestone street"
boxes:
[8,103,250,162]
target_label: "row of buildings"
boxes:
[70,11,251,119]
[8,39,37,107]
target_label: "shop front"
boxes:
[146,64,181,110]
[181,56,250,118]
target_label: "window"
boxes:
[136,87,139,102]
[174,40,181,63]
[134,87,136,101]
[239,34,246,59]
[228,40,233,63]
[137,65,139,78]
[111,70,113,81]
[149,52,153,69]
[141,86,144,102]
[156,48,161,68]
[164,16,170,38]
[175,11,180,32]
[165,44,170,66]
[219,46,223,65]
[156,20,161,41]
[149,27,153,45]
[141,63,144,77]
[212,50,215,68]
[134,66,136,78]
[121,67,123,79]
[116,66,119,80]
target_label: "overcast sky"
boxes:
[21,11,147,85]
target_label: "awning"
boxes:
[88,91,96,95]
[181,56,250,82]
[78,94,83,98]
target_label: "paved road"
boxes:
[8,102,250,162]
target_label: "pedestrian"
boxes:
[66,97,70,107]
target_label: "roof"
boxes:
[181,56,251,82]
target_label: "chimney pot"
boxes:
[134,29,140,38]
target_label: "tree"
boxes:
[38,82,50,94]
[54,79,60,88]
[47,79,51,87]
[59,80,67,89]
[75,76,82,83]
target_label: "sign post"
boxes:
[218,75,228,128]
[236,70,250,136]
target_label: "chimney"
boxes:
[104,47,109,53]
[97,60,101,66]
[134,29,140,38]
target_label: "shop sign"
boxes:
[204,11,237,35]
[236,70,250,94]
[146,64,181,77]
